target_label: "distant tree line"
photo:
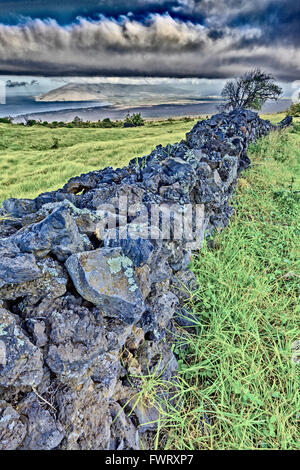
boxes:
[0,113,145,128]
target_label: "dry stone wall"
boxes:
[0,109,291,449]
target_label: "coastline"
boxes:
[11,99,291,123]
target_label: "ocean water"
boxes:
[0,94,107,118]
[0,93,291,122]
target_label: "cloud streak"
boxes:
[0,10,299,80]
[6,79,38,88]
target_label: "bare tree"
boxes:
[219,69,282,111]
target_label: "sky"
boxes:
[0,1,299,82]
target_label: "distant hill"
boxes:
[35,82,209,107]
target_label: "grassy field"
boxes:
[0,113,299,449]
[0,117,197,203]
[157,120,299,450]
[0,113,289,203]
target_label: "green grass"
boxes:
[155,121,299,450]
[0,117,197,202]
[0,112,292,203]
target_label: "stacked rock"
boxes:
[0,109,291,449]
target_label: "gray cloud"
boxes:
[6,79,38,88]
[0,14,299,80]
[179,1,300,44]
[176,0,272,20]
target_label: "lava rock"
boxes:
[2,198,37,219]
[65,247,145,324]
[56,381,111,450]
[15,204,91,261]
[0,240,41,289]
[0,256,67,303]
[109,403,140,450]
[18,393,64,450]
[0,308,43,388]
[0,401,27,450]
[105,237,154,267]
[46,298,107,382]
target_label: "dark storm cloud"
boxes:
[0,1,182,24]
[0,1,299,80]
[6,79,38,88]
[176,0,300,46]
[226,1,300,45]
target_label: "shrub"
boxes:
[26,119,37,126]
[72,116,82,126]
[0,117,12,124]
[101,118,114,128]
[286,102,300,117]
[50,138,60,149]
[123,112,145,127]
